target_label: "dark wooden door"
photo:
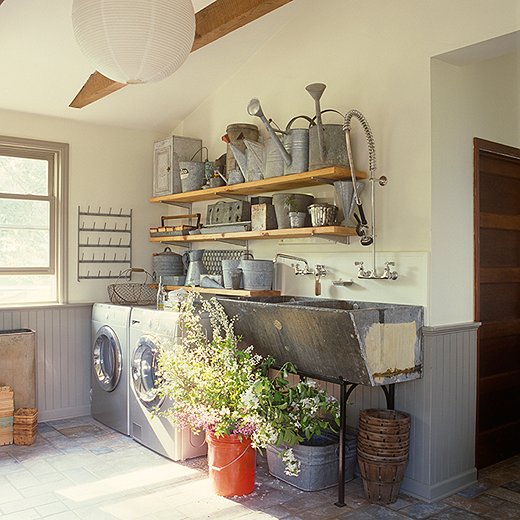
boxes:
[474,138,520,469]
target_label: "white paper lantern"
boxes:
[72,0,196,84]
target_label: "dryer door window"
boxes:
[131,336,164,410]
[93,325,122,392]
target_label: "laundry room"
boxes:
[0,0,519,518]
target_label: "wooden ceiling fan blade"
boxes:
[192,0,292,52]
[69,71,126,109]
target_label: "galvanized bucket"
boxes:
[152,247,187,278]
[309,109,349,171]
[272,193,314,229]
[240,259,273,291]
[283,115,313,175]
[180,147,208,192]
[222,252,254,289]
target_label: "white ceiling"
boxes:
[0,0,297,133]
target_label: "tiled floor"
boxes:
[0,417,519,519]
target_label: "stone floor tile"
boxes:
[481,495,520,519]
[454,481,492,498]
[485,486,520,505]
[18,478,75,499]
[399,501,450,519]
[0,492,61,515]
[6,468,42,489]
[426,507,482,520]
[0,480,24,506]
[337,504,410,519]
[34,500,71,517]
[0,508,42,519]
[42,512,80,519]
[443,491,504,516]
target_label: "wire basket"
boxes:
[107,268,156,305]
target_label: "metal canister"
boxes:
[308,203,339,227]
[283,115,313,175]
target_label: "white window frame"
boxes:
[0,136,69,304]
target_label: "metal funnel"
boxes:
[305,83,327,162]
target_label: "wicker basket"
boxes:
[14,408,38,446]
[107,268,156,305]
[357,408,411,505]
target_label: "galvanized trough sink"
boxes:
[217,296,423,386]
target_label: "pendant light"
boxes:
[71,0,196,84]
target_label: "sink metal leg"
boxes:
[381,383,395,410]
[335,379,358,507]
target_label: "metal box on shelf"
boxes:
[153,136,202,197]
[251,203,277,231]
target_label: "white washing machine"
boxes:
[91,303,131,435]
[129,307,207,461]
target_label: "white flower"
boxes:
[282,448,301,477]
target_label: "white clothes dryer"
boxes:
[91,303,132,435]
[129,307,207,461]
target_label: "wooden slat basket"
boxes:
[13,407,38,446]
[0,386,14,446]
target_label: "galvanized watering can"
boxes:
[306,83,349,171]
[228,141,264,182]
[247,98,313,176]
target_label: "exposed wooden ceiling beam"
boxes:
[192,0,292,52]
[69,0,292,108]
[69,72,126,109]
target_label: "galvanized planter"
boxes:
[266,432,357,491]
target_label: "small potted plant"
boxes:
[155,295,339,496]
[284,194,307,228]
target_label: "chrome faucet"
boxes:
[273,253,313,276]
[355,261,398,280]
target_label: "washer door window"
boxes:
[132,336,164,410]
[93,325,122,392]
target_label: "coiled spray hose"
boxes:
[343,109,376,246]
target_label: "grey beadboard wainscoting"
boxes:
[0,304,92,422]
[322,321,480,502]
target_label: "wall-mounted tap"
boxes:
[314,264,327,296]
[355,261,372,279]
[381,262,398,280]
[273,253,313,275]
[355,260,398,280]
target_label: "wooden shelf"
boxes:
[164,287,280,297]
[149,166,366,204]
[149,226,356,244]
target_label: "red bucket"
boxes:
[206,431,256,496]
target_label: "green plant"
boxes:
[155,295,339,475]
[283,194,298,212]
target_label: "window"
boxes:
[0,136,68,305]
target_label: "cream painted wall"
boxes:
[171,0,520,325]
[0,108,164,303]
[430,52,520,325]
